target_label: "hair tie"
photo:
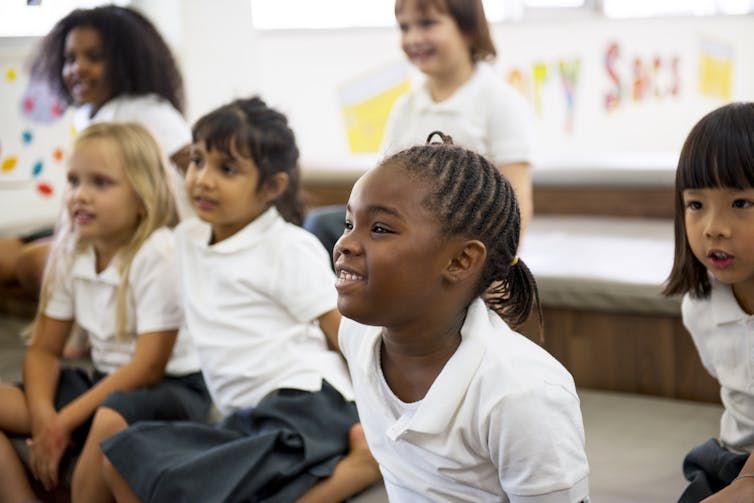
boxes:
[511,256,519,266]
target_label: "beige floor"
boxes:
[0,313,722,502]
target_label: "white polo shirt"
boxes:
[175,208,353,417]
[682,278,754,452]
[44,227,201,376]
[381,62,534,165]
[339,298,589,503]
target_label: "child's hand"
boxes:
[26,413,71,490]
[702,477,754,503]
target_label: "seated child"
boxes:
[334,131,590,502]
[0,122,210,502]
[100,97,380,503]
[664,102,754,503]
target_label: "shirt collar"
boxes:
[710,278,752,325]
[358,298,491,438]
[414,63,481,113]
[186,207,282,254]
[70,244,120,285]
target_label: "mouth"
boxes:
[708,250,734,269]
[334,265,366,291]
[407,47,434,62]
[192,195,217,211]
[69,80,94,99]
[73,208,95,225]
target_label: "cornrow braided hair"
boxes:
[381,131,542,330]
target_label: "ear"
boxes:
[443,239,486,285]
[261,172,289,203]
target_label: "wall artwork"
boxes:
[339,61,410,154]
[0,62,71,234]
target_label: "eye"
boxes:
[398,22,409,33]
[371,224,393,234]
[343,220,353,231]
[67,174,79,187]
[87,50,105,62]
[189,155,203,168]
[685,200,702,210]
[93,176,112,188]
[420,18,436,28]
[733,199,754,209]
[221,164,238,176]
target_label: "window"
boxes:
[0,0,130,37]
[602,0,754,18]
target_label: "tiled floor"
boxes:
[0,312,722,502]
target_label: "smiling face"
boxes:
[62,26,112,113]
[684,187,754,303]
[333,162,462,328]
[186,138,277,244]
[66,139,141,256]
[396,0,472,80]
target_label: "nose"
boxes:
[704,208,731,239]
[70,182,90,202]
[333,227,360,262]
[193,166,214,188]
[402,25,420,47]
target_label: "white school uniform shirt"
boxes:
[381,62,534,164]
[44,227,200,376]
[339,298,590,503]
[175,207,353,417]
[74,94,193,219]
[683,278,754,452]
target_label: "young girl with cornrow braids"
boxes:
[334,131,590,502]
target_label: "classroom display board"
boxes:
[0,58,72,236]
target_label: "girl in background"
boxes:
[101,97,379,503]
[304,0,534,255]
[0,4,192,298]
[0,122,209,503]
[334,132,588,501]
[664,102,754,503]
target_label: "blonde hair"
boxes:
[35,122,179,343]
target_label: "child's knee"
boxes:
[90,406,128,438]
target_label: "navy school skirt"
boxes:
[19,367,211,453]
[678,437,750,502]
[102,380,359,503]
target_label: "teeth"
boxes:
[338,270,363,281]
[711,251,730,259]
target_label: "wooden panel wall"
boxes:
[300,173,677,220]
[519,308,720,403]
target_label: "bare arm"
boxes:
[702,453,754,502]
[24,315,73,433]
[496,161,532,237]
[27,326,177,489]
[318,309,342,354]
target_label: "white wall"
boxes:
[1,3,753,233]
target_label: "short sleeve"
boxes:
[380,93,411,157]
[128,230,183,334]
[113,96,190,158]
[490,384,589,503]
[268,230,337,324]
[486,85,535,165]
[681,293,717,378]
[44,257,75,321]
